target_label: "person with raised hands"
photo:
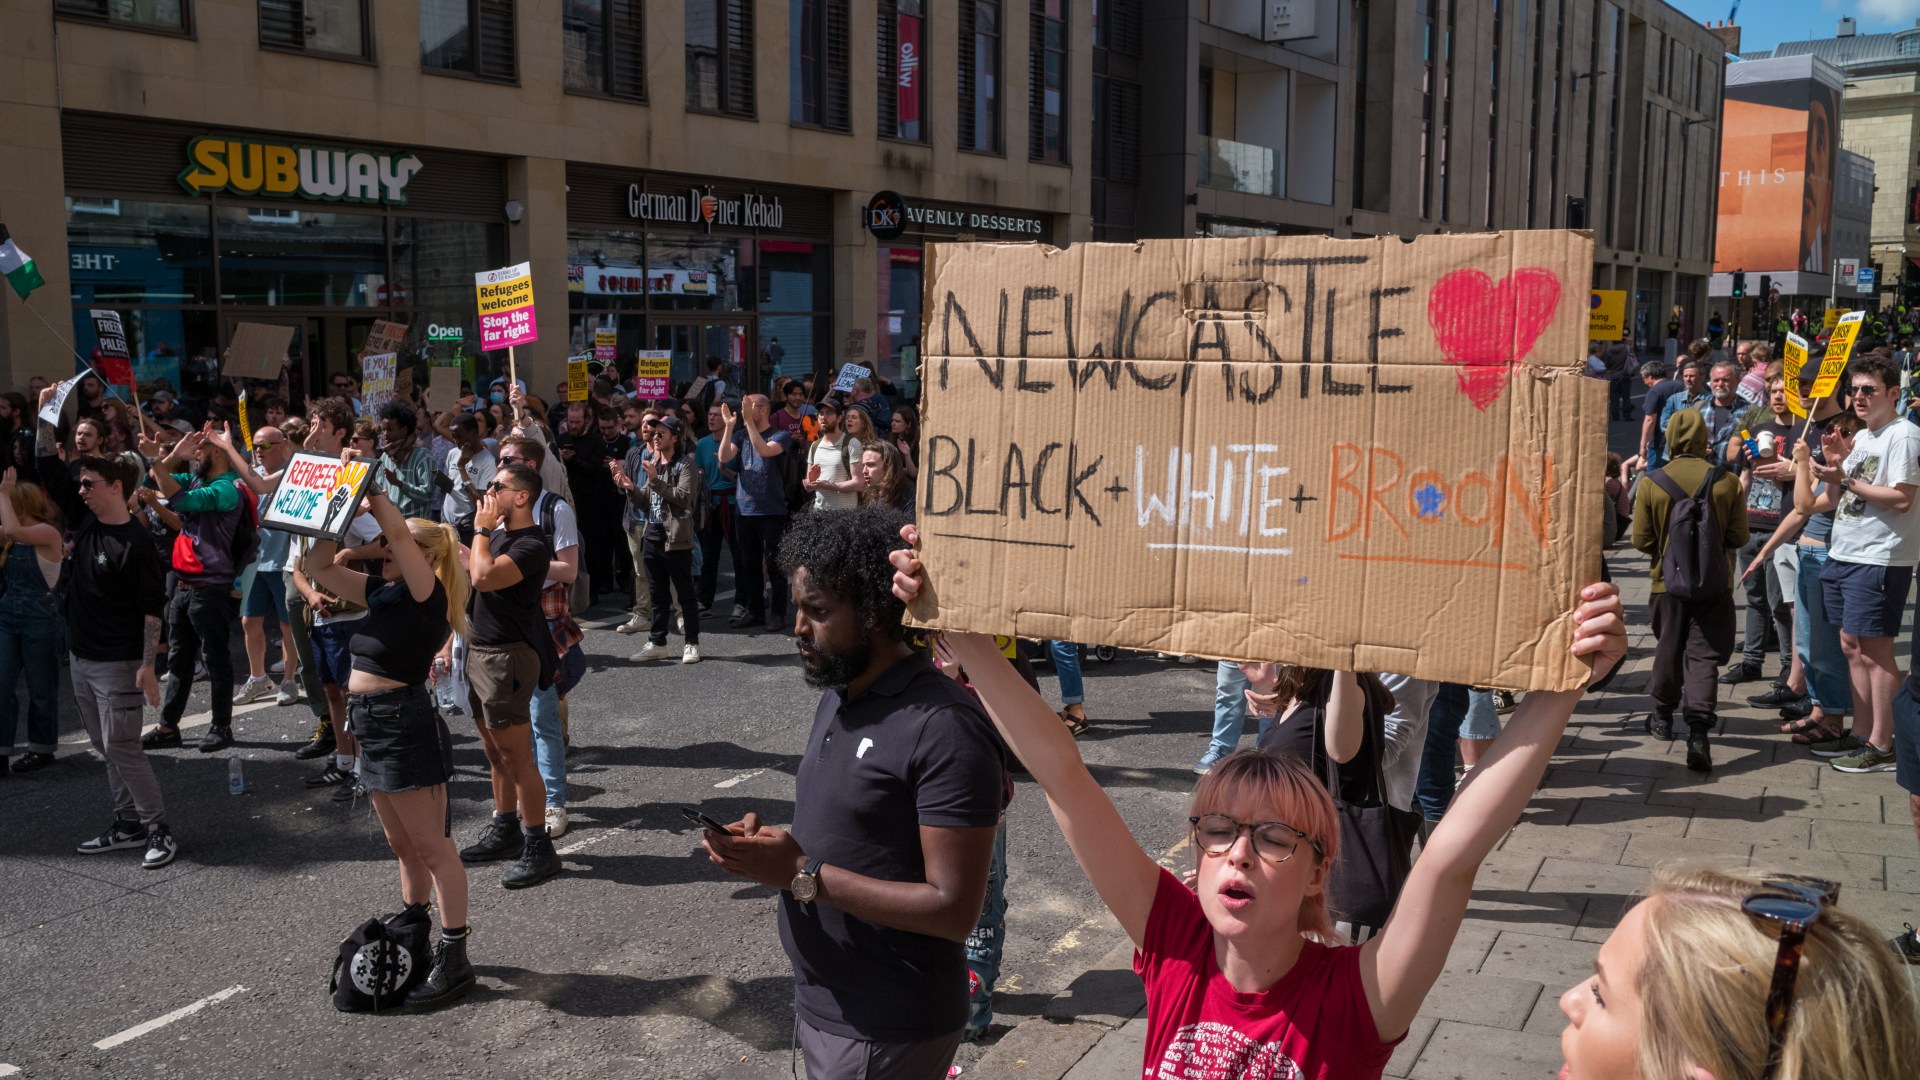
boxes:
[303,481,477,1010]
[888,524,1626,1078]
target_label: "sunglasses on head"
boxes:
[1745,875,1841,1080]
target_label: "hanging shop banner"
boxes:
[567,359,591,402]
[261,452,375,541]
[1587,291,1627,341]
[898,15,923,129]
[633,350,672,398]
[475,263,538,351]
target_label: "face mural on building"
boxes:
[1714,61,1844,276]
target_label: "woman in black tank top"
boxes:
[303,480,477,1012]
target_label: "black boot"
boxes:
[502,828,562,889]
[1686,727,1713,773]
[460,814,524,864]
[405,934,475,1012]
[1648,710,1674,742]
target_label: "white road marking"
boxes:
[714,769,764,789]
[555,815,652,856]
[0,1063,22,1076]
[93,984,245,1050]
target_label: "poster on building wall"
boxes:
[475,263,538,351]
[1715,57,1842,277]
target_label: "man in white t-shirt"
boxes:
[803,399,864,512]
[443,412,496,543]
[1813,356,1920,775]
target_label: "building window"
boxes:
[259,1,368,58]
[791,0,851,130]
[687,0,756,117]
[958,1,1002,154]
[878,1,927,142]
[564,0,646,101]
[420,0,517,81]
[55,0,190,33]
[1028,0,1067,163]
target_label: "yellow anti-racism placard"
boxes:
[1809,311,1864,400]
[1588,291,1627,341]
[567,359,590,401]
[1782,334,1809,418]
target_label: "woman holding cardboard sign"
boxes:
[303,479,477,1012]
[890,525,1625,1078]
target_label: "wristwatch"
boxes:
[790,858,824,903]
[1842,476,1856,492]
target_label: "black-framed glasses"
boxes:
[1850,384,1885,397]
[1188,814,1323,864]
[1747,875,1840,1080]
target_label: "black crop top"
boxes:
[349,576,451,685]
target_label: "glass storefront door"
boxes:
[651,320,751,396]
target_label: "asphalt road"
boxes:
[0,580,1219,1080]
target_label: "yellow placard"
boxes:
[1809,311,1864,400]
[1782,334,1809,418]
[236,389,254,453]
[1823,307,1844,330]
[1588,290,1627,341]
[567,359,590,401]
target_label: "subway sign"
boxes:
[178,136,424,205]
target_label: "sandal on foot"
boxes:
[1790,723,1843,745]
[1779,716,1827,735]
[1058,709,1090,738]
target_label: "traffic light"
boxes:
[1732,270,1747,298]
[1566,195,1589,229]
[1759,274,1771,302]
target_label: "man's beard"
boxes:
[797,637,866,689]
[192,455,218,480]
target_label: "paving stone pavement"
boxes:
[975,547,1920,1080]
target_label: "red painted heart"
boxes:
[1426,267,1563,410]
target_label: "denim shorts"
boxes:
[242,567,288,621]
[1460,689,1501,740]
[1818,560,1913,639]
[1895,685,1920,796]
[309,620,357,687]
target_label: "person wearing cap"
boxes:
[614,413,702,664]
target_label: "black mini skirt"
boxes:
[347,685,453,794]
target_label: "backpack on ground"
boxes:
[329,907,432,1013]
[1647,466,1729,602]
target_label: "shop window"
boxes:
[392,218,506,348]
[55,0,190,34]
[687,0,755,118]
[1028,0,1066,163]
[421,0,517,82]
[790,0,850,131]
[646,235,748,313]
[71,308,219,397]
[757,241,829,313]
[259,1,368,58]
[958,1,1002,154]
[876,245,924,391]
[214,207,387,308]
[563,0,647,102]
[66,199,215,306]
[877,0,927,142]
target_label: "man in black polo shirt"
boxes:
[702,505,1004,1077]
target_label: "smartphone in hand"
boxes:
[680,806,733,835]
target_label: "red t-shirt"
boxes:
[1133,869,1399,1080]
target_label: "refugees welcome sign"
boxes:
[906,232,1607,691]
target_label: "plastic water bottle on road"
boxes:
[228,756,245,795]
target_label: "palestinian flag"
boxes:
[0,224,46,300]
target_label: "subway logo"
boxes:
[177,136,424,205]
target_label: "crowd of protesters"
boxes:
[3,340,1919,1079]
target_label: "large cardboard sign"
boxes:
[475,262,538,351]
[362,319,409,357]
[905,233,1608,692]
[227,322,296,380]
[261,452,375,541]
[426,363,462,414]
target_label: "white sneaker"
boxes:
[630,642,670,662]
[275,680,299,706]
[232,675,275,705]
[682,644,701,665]
[269,658,285,675]
[615,616,648,635]
[545,806,569,839]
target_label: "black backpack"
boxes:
[329,908,432,1013]
[1648,466,1730,602]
